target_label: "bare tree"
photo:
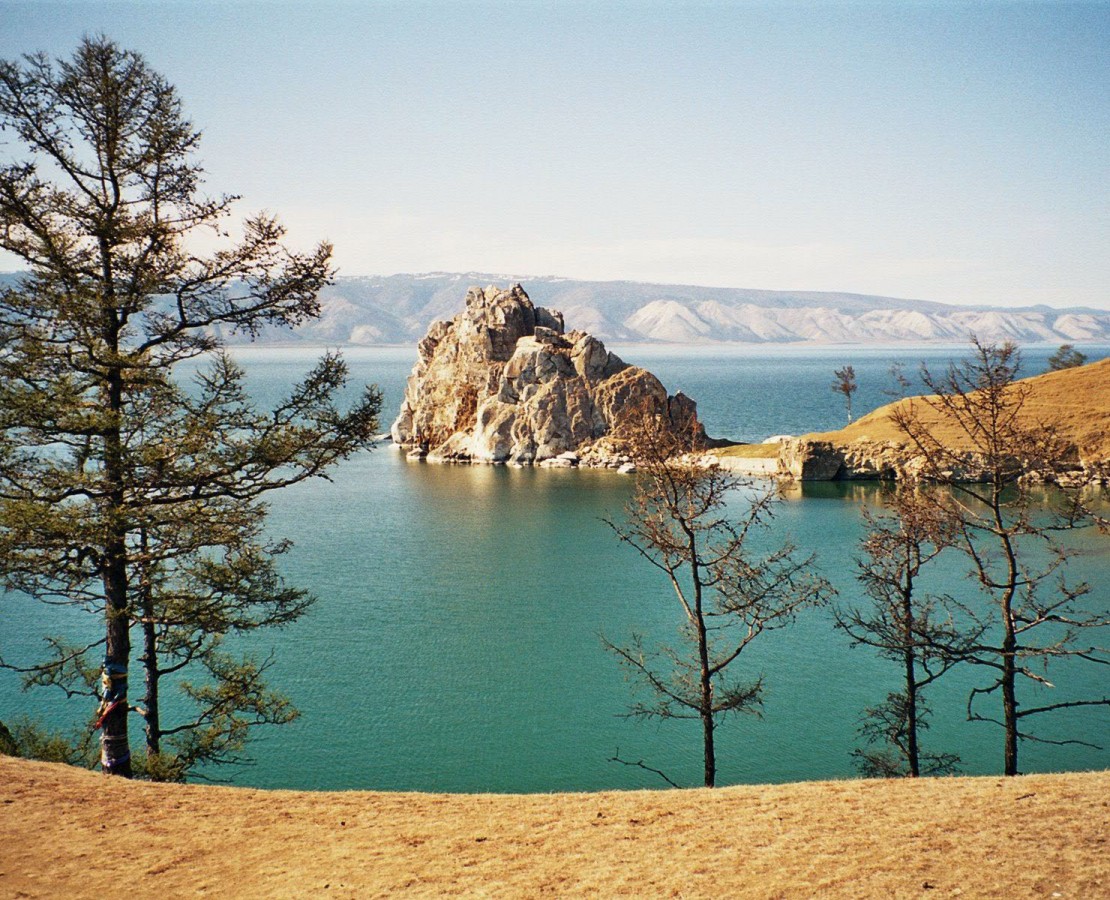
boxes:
[837,485,975,777]
[603,411,829,787]
[892,339,1108,776]
[885,362,912,399]
[832,365,858,423]
[851,692,959,778]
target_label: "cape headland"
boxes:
[713,356,1110,485]
[391,283,703,467]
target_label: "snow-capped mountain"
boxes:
[284,273,1110,346]
[3,270,1107,345]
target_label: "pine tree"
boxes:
[0,37,380,778]
[1046,344,1087,372]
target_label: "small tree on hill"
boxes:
[1046,344,1087,372]
[603,410,829,787]
[833,365,858,423]
[0,37,381,779]
[892,339,1109,776]
[884,362,912,399]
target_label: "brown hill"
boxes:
[812,357,1110,461]
[1,756,1106,898]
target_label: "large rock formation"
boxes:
[391,284,703,466]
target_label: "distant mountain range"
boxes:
[4,271,1108,345]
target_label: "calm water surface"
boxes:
[3,343,1108,790]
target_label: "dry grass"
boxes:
[2,756,1106,898]
[713,442,779,459]
[805,357,1110,459]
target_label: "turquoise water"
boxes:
[3,343,1108,790]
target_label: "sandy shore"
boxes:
[1,757,1106,898]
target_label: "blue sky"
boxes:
[1,1,1107,309]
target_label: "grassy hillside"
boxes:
[1,756,1105,898]
[800,357,1110,461]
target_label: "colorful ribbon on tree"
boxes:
[96,660,129,772]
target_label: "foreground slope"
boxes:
[1,757,1106,898]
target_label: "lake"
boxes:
[3,342,1108,791]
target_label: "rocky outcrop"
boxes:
[776,438,1098,484]
[391,284,704,466]
[777,440,847,481]
[777,439,930,481]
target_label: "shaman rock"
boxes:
[391,284,704,465]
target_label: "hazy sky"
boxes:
[1,1,1107,309]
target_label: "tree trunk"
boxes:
[902,571,919,777]
[698,617,715,787]
[702,707,716,788]
[997,492,1020,777]
[692,558,716,788]
[903,649,920,778]
[100,484,132,775]
[99,285,132,777]
[138,529,160,757]
[141,614,160,757]
[101,554,132,777]
[1002,624,1019,776]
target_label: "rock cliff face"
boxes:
[774,438,1098,485]
[391,284,702,466]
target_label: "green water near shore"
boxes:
[3,344,1107,790]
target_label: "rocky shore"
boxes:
[709,435,1107,486]
[771,437,1106,485]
